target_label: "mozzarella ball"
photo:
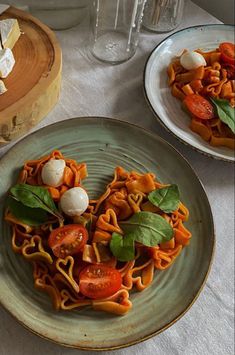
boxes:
[180,51,207,70]
[60,187,89,216]
[41,159,66,187]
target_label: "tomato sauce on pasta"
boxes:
[5,150,192,315]
[167,43,235,149]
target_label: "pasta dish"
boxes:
[167,42,235,149]
[5,150,191,315]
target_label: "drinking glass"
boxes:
[143,0,185,33]
[90,0,147,64]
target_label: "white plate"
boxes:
[144,24,234,162]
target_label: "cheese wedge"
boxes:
[0,79,7,94]
[0,19,21,49]
[0,48,15,78]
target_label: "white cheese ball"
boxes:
[180,51,207,70]
[60,187,89,216]
[41,159,66,187]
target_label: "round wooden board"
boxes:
[0,7,62,145]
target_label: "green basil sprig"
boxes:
[210,98,235,133]
[110,211,173,261]
[7,184,63,226]
[148,184,180,213]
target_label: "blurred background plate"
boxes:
[0,117,215,350]
[144,24,234,162]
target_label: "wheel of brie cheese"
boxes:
[0,7,61,145]
[0,18,20,91]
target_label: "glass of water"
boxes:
[90,0,147,64]
[143,0,185,33]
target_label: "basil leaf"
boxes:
[7,196,48,226]
[210,98,235,133]
[148,184,180,213]
[120,211,173,247]
[110,232,135,262]
[10,184,62,220]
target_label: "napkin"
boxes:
[0,4,9,15]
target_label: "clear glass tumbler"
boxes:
[143,0,185,33]
[90,0,147,64]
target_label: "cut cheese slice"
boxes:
[0,19,21,49]
[0,79,7,94]
[0,48,15,78]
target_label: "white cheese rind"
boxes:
[0,18,21,49]
[0,48,15,78]
[0,79,7,94]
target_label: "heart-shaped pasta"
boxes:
[34,274,61,310]
[89,187,111,214]
[53,272,82,298]
[127,193,144,213]
[105,190,132,220]
[56,256,79,293]
[11,225,31,254]
[60,289,91,310]
[92,289,132,315]
[22,235,53,264]
[123,259,155,291]
[108,166,129,190]
[153,245,182,270]
[96,209,122,234]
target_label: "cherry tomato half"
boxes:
[48,224,88,258]
[79,264,122,299]
[219,42,235,65]
[183,94,214,120]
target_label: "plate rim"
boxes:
[143,23,235,163]
[0,116,216,351]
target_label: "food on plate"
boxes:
[41,158,66,187]
[0,18,21,93]
[0,47,15,78]
[0,79,7,94]
[60,187,89,216]
[180,51,207,70]
[0,18,21,49]
[167,42,235,149]
[5,150,192,315]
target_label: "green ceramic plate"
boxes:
[0,117,215,350]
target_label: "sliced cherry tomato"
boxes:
[183,94,214,120]
[48,224,88,258]
[79,264,122,299]
[219,42,235,65]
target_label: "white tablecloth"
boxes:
[0,1,234,354]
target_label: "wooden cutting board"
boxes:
[0,7,62,145]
